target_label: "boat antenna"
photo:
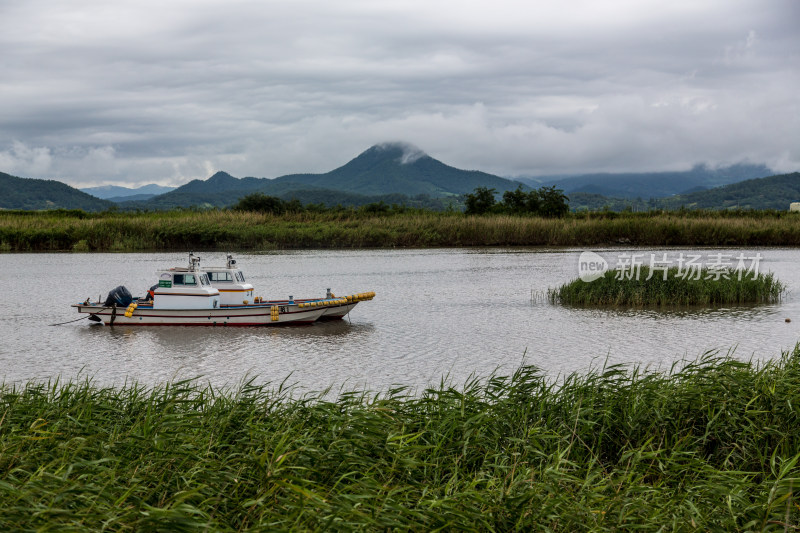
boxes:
[189,252,201,271]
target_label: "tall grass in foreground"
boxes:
[2,349,800,530]
[549,267,785,306]
[2,210,800,250]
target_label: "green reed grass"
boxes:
[549,267,785,307]
[2,348,800,530]
[2,209,800,251]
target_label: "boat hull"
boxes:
[319,302,359,320]
[73,302,325,326]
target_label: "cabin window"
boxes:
[200,274,210,286]
[236,271,245,282]
[173,274,197,286]
[209,272,233,282]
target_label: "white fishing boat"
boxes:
[205,255,375,321]
[73,254,327,326]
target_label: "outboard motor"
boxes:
[103,285,133,307]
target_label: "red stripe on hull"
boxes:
[101,321,318,326]
[90,312,310,319]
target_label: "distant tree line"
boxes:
[233,194,304,214]
[464,186,569,217]
[231,193,437,215]
[232,188,570,217]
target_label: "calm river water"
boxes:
[1,248,799,392]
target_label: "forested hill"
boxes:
[0,172,113,211]
[517,163,774,199]
[662,172,800,210]
[567,172,800,211]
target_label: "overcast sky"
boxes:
[1,0,798,188]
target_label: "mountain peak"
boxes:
[368,142,428,165]
[277,142,522,197]
[208,171,235,182]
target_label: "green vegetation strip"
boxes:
[549,267,785,306]
[2,209,800,251]
[2,350,800,530]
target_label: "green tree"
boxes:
[501,186,529,214]
[360,201,391,214]
[500,185,543,215]
[464,187,497,215]
[284,198,304,213]
[232,193,287,214]
[537,186,569,217]
[525,189,542,214]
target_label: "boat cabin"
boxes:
[152,254,220,310]
[204,254,255,306]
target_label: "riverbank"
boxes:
[2,209,800,251]
[1,349,799,530]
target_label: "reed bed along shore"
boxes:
[2,349,800,530]
[2,209,800,251]
[549,267,785,306]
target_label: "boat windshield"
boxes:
[173,274,197,286]
[208,271,233,283]
[236,271,245,282]
[200,274,210,286]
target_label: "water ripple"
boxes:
[0,248,798,391]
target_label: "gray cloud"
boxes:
[0,0,797,187]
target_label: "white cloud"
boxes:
[0,0,797,185]
[0,142,53,177]
[725,29,759,65]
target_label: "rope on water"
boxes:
[49,315,92,326]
